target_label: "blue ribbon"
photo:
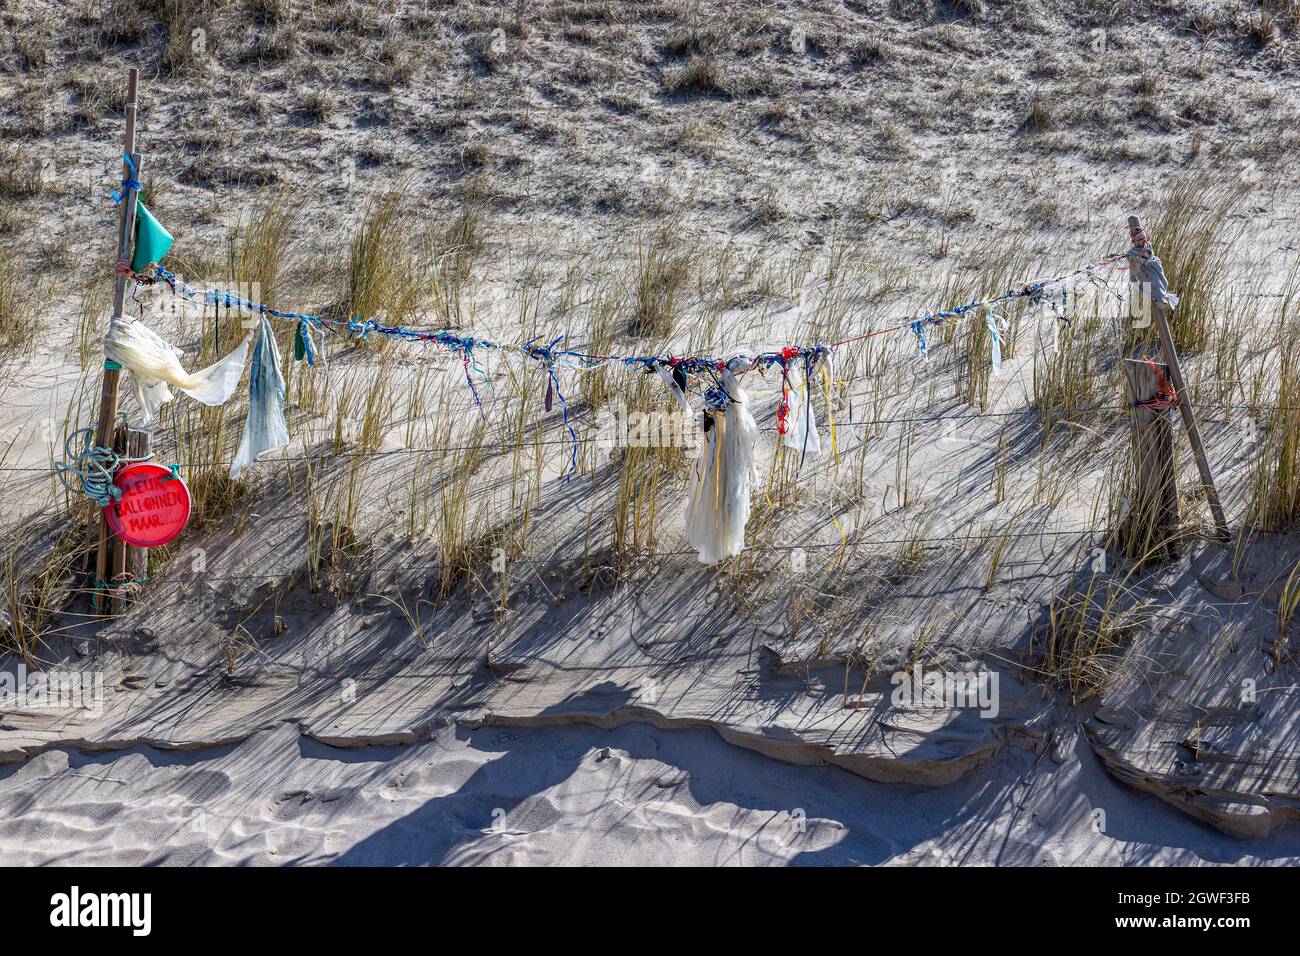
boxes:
[911,318,929,357]
[986,313,1002,375]
[109,153,141,204]
[299,318,317,366]
[523,337,580,479]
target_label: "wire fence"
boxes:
[0,400,1278,475]
[27,526,1115,593]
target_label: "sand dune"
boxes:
[2,721,1295,866]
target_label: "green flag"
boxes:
[131,200,174,273]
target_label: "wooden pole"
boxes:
[1120,358,1180,563]
[124,427,152,588]
[106,423,151,609]
[92,67,143,613]
[108,421,130,609]
[1126,215,1230,542]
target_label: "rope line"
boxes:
[147,252,1129,382]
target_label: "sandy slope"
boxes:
[3,720,1296,866]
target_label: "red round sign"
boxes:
[105,463,191,548]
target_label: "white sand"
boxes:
[2,720,1296,866]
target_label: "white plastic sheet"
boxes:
[781,364,821,457]
[231,316,289,478]
[686,369,758,565]
[104,316,251,423]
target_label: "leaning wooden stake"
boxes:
[92,66,143,613]
[1126,215,1230,542]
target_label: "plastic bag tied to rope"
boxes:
[783,364,821,461]
[687,366,758,565]
[104,315,252,423]
[775,348,820,465]
[1127,222,1179,310]
[231,315,290,478]
[986,312,1004,376]
[131,200,174,274]
[645,359,691,414]
[293,318,317,365]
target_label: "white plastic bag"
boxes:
[231,316,289,478]
[104,316,251,423]
[686,369,758,565]
[781,364,821,457]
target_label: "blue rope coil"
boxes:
[54,423,151,507]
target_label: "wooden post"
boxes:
[1126,215,1230,541]
[1120,359,1180,563]
[92,67,143,612]
[105,424,152,611]
[107,421,129,609]
[124,428,152,589]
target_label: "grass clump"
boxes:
[1144,175,1247,354]
[345,181,427,331]
[208,187,305,346]
[159,0,219,76]
[1249,288,1300,532]
[663,57,732,98]
[0,249,34,352]
[1,524,79,666]
[630,226,691,338]
[437,422,490,600]
[0,145,45,198]
[99,0,150,46]
[1033,575,1148,703]
[298,88,336,123]
[1031,310,1110,435]
[1021,89,1055,133]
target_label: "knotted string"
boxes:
[109,153,141,204]
[523,336,579,479]
[1133,356,1180,411]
